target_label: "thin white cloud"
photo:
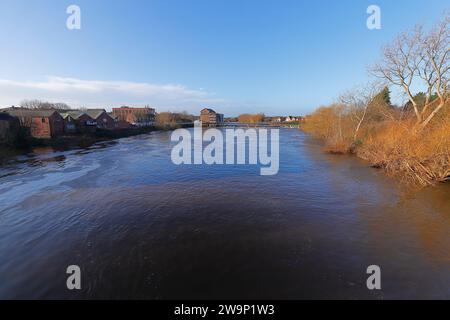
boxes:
[0,76,224,111]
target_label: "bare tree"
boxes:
[52,102,71,110]
[20,99,71,110]
[420,14,450,128]
[339,83,382,141]
[372,13,449,129]
[20,99,44,109]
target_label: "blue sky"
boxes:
[0,0,448,116]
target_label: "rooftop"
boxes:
[82,109,107,119]
[59,110,91,120]
[201,108,217,114]
[4,109,59,118]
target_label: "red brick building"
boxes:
[112,106,156,127]
[5,109,64,138]
[200,108,224,126]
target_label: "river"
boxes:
[0,128,449,299]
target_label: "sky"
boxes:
[0,0,448,116]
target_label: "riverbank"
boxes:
[301,112,450,186]
[0,123,194,162]
[0,127,154,153]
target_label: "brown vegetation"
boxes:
[303,95,449,186]
[238,113,265,123]
[358,114,449,186]
[155,111,195,129]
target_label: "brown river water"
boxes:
[0,128,449,299]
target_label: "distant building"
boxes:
[60,113,77,134]
[59,111,97,134]
[5,109,64,138]
[285,116,299,122]
[112,106,156,127]
[270,116,304,123]
[200,108,224,126]
[0,113,20,144]
[108,112,132,130]
[83,109,115,130]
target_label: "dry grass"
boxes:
[302,105,450,186]
[324,139,352,154]
[358,117,450,186]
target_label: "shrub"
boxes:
[303,103,450,186]
[358,116,450,186]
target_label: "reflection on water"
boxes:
[0,129,449,299]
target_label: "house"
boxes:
[60,113,77,134]
[108,113,133,130]
[107,113,123,129]
[112,106,156,127]
[0,113,20,144]
[5,109,64,138]
[200,108,224,126]
[84,109,115,130]
[284,116,301,122]
[59,111,97,134]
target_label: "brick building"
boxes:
[200,108,224,126]
[5,109,64,138]
[0,113,20,144]
[112,106,156,127]
[61,113,77,134]
[84,109,115,130]
[60,111,97,134]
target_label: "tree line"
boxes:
[237,113,266,123]
[19,99,72,110]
